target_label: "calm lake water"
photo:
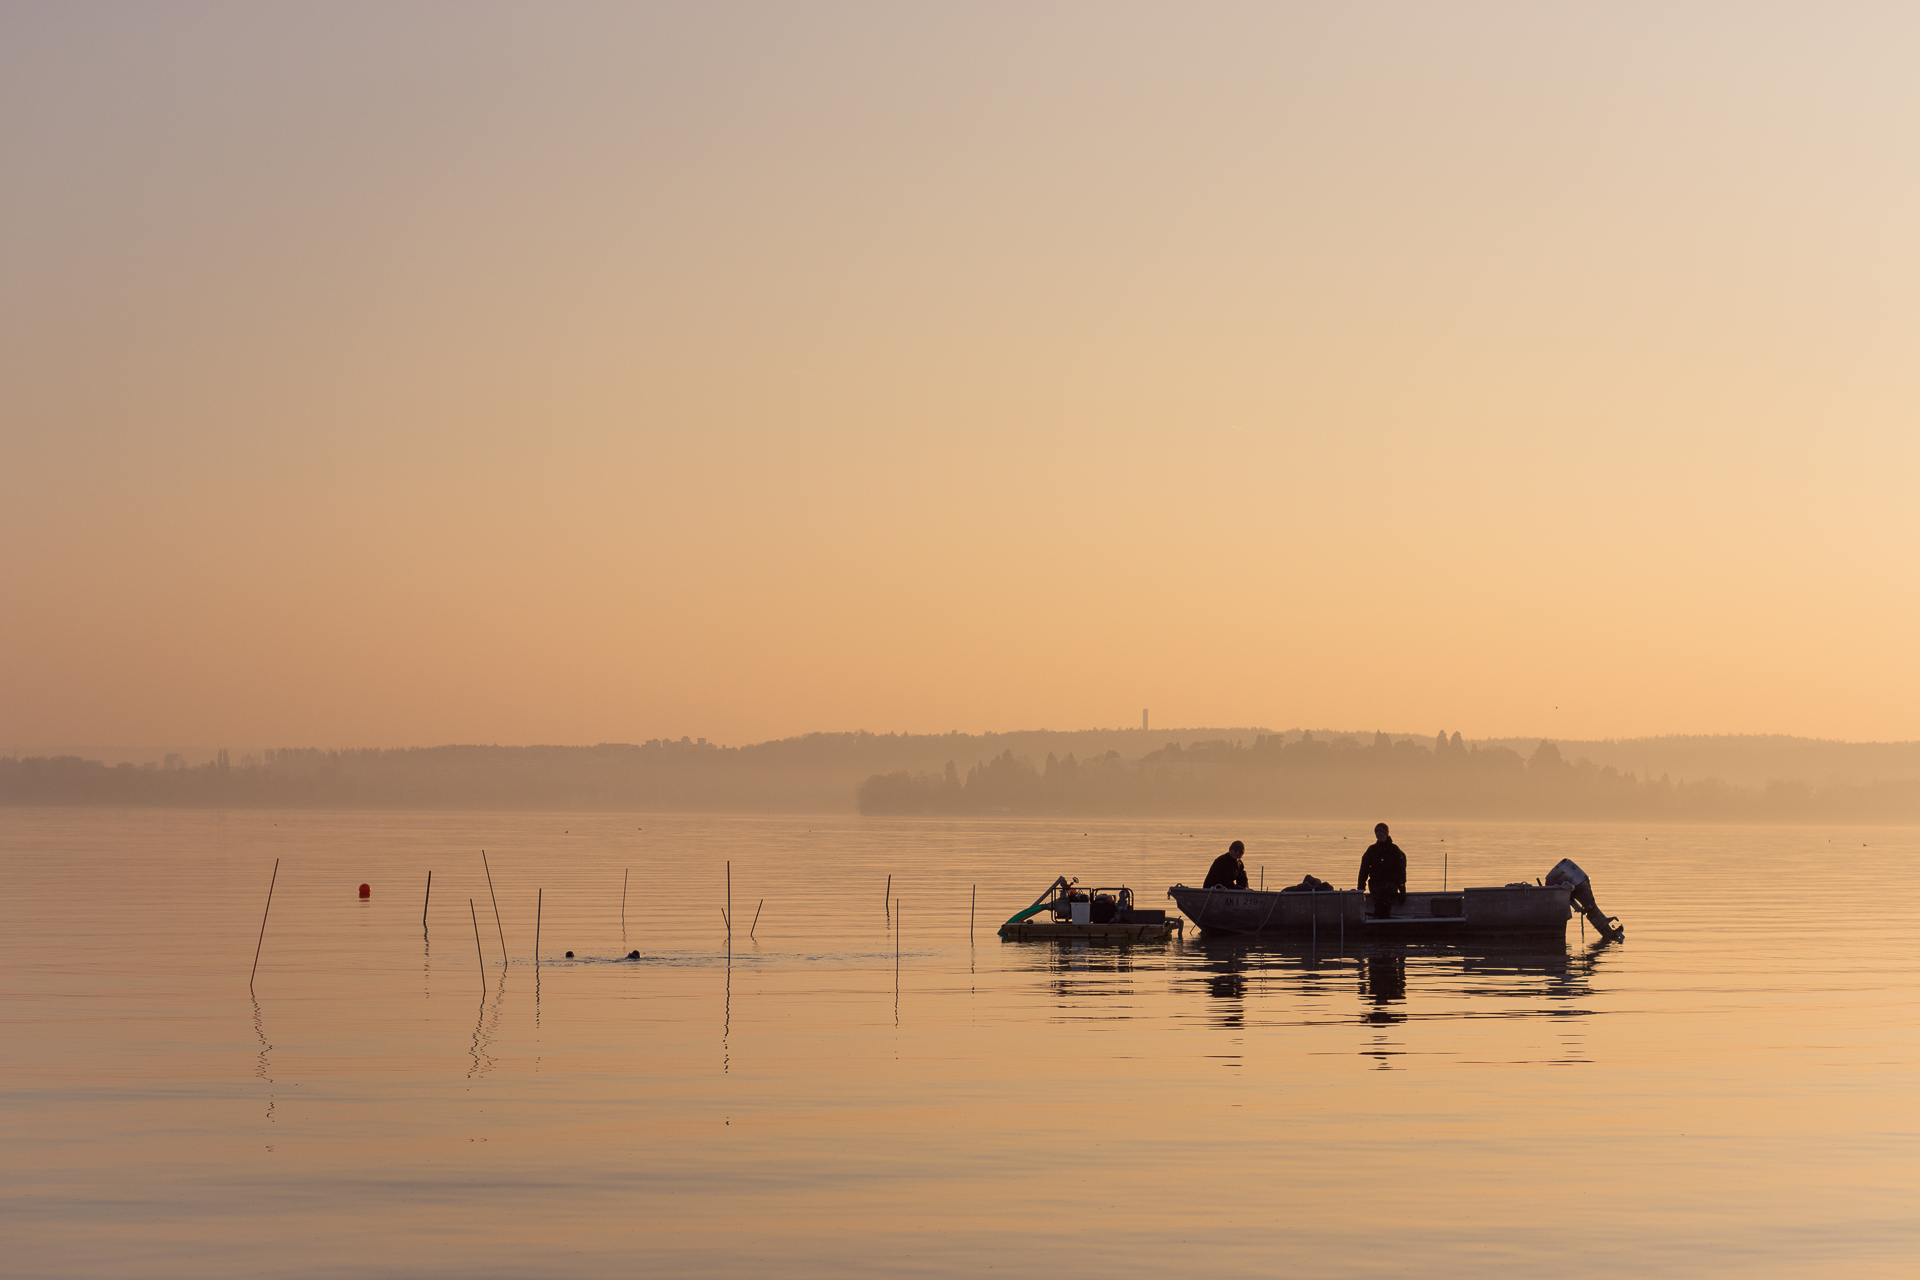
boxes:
[2,810,1915,1278]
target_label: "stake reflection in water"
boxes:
[468,973,504,1080]
[250,995,274,1125]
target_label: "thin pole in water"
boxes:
[535,888,542,965]
[970,884,975,942]
[249,858,280,988]
[750,898,763,941]
[885,873,891,919]
[622,868,629,932]
[422,869,432,928]
[1444,846,1449,893]
[481,850,506,963]
[469,899,486,993]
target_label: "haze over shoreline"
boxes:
[6,728,1918,821]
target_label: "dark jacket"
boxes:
[1204,852,1248,890]
[1357,840,1407,896]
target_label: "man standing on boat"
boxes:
[1204,840,1249,890]
[1357,823,1407,918]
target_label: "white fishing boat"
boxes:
[1166,859,1622,940]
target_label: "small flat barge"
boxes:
[999,876,1184,941]
[1167,859,1622,940]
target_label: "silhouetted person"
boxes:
[1204,840,1249,889]
[1357,823,1406,918]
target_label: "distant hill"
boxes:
[1470,733,1920,789]
[3,728,1917,821]
[857,731,1920,822]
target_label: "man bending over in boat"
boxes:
[1204,840,1249,890]
[1357,823,1407,918]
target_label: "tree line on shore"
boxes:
[3,729,1917,820]
[856,732,1920,821]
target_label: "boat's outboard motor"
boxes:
[1546,858,1623,940]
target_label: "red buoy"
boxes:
[359,883,370,898]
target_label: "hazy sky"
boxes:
[4,3,1918,749]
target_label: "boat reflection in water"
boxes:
[1000,930,1618,1066]
[1360,950,1406,1023]
[1008,932,1154,1017]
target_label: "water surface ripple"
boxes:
[2,811,1914,1277]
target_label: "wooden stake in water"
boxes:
[750,898,763,941]
[249,858,280,988]
[885,873,891,917]
[422,868,432,928]
[970,884,975,941]
[469,898,486,993]
[535,888,542,965]
[621,868,629,932]
[481,850,506,963]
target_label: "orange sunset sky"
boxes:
[4,3,1917,749]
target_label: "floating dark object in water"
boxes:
[565,951,574,958]
[627,950,640,959]
[359,883,370,898]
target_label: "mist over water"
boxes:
[3,810,1914,1278]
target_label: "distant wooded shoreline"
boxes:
[3,729,1917,821]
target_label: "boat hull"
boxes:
[1167,885,1362,935]
[1167,884,1571,936]
[999,920,1181,941]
